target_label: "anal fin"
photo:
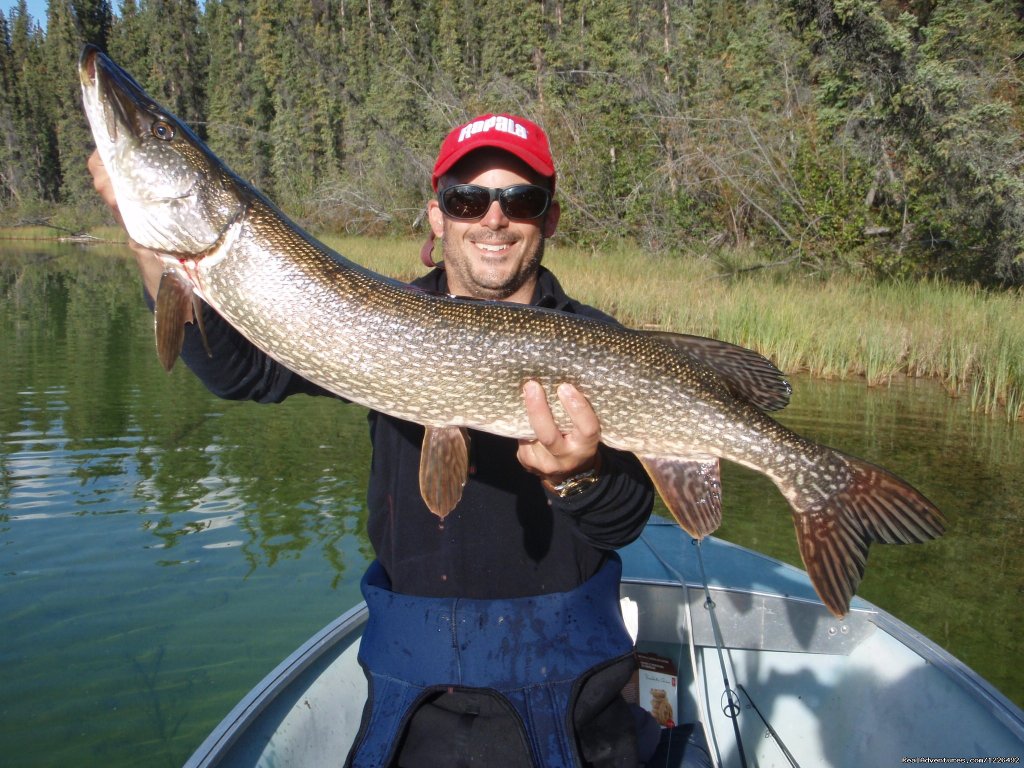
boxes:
[419,426,471,519]
[639,456,723,539]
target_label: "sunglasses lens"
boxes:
[501,186,550,219]
[439,185,551,221]
[440,186,492,220]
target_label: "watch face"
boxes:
[554,469,600,497]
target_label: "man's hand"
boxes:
[88,149,121,215]
[88,148,123,218]
[517,381,602,487]
[88,150,170,305]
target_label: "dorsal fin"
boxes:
[642,331,792,411]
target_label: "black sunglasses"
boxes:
[437,184,552,221]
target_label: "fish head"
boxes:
[79,45,244,255]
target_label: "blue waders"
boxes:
[346,554,635,768]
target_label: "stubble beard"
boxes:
[440,231,546,301]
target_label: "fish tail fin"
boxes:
[789,453,945,617]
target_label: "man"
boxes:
[90,114,656,767]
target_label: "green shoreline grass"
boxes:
[5,228,1023,421]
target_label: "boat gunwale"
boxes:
[622,573,878,615]
[867,608,1024,741]
[632,528,1024,742]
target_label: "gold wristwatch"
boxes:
[546,466,601,498]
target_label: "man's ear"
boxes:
[427,199,445,237]
[543,199,561,238]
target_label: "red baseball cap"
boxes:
[431,113,556,192]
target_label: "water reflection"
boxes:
[130,393,375,582]
[0,244,1021,766]
[1,244,377,766]
[0,247,375,582]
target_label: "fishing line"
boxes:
[693,538,749,768]
[678,562,714,767]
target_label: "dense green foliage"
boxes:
[2,0,1022,284]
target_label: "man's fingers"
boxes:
[518,380,604,484]
[523,381,600,447]
[522,380,562,448]
[555,383,600,440]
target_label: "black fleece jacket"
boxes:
[171,265,654,599]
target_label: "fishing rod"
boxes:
[641,531,806,768]
[639,532,742,768]
[737,684,802,768]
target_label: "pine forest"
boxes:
[2,0,1023,286]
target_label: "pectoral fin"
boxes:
[154,269,212,371]
[154,269,194,372]
[639,456,723,538]
[419,426,471,519]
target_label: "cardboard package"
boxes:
[636,652,678,728]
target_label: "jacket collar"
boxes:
[412,266,578,314]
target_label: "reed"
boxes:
[325,236,1024,421]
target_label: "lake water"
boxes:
[1,244,1021,766]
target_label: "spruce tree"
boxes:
[539,0,660,244]
[267,0,342,213]
[128,0,206,133]
[108,0,150,77]
[6,1,61,204]
[204,0,273,193]
[1,10,16,205]
[45,0,112,206]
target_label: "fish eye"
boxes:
[151,120,175,141]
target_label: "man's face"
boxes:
[427,149,560,304]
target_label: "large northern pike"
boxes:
[80,45,944,616]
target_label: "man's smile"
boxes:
[471,238,517,256]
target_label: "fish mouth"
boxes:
[79,44,99,86]
[79,44,160,144]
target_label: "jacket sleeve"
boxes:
[548,446,654,550]
[153,294,334,403]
